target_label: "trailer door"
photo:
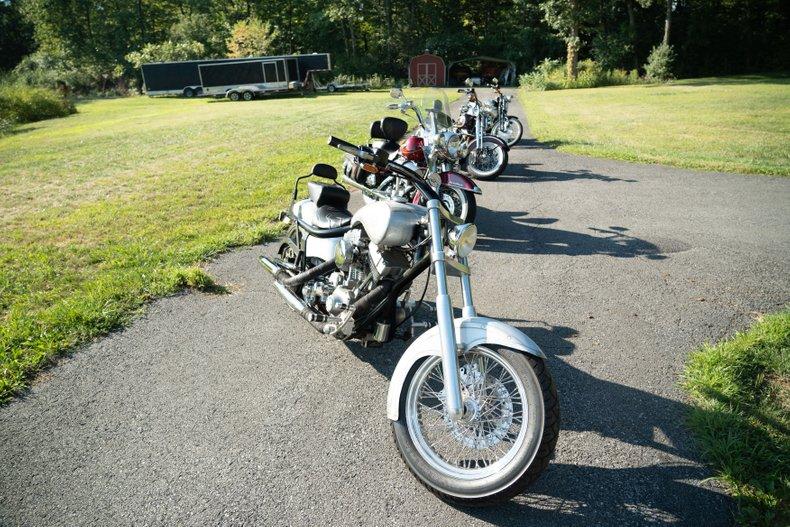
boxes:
[262,60,288,89]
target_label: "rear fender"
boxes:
[386,316,545,420]
[440,171,482,194]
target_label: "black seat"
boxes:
[307,181,350,209]
[370,138,401,154]
[304,181,352,231]
[314,206,353,229]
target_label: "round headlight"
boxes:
[448,223,477,258]
[437,131,464,160]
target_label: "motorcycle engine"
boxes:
[301,228,370,316]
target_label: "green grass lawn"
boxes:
[0,91,414,402]
[521,75,790,176]
[683,311,789,526]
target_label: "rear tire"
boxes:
[327,84,337,93]
[242,91,254,101]
[228,91,241,102]
[392,347,559,505]
[183,87,195,98]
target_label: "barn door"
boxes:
[417,62,437,86]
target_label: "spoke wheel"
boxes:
[392,346,559,504]
[406,348,527,479]
[439,187,476,223]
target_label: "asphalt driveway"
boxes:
[1,97,788,526]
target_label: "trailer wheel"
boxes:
[183,87,195,98]
[327,84,337,93]
[228,91,241,102]
[242,91,254,101]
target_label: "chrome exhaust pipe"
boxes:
[259,255,280,275]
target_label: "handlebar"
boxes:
[327,136,375,162]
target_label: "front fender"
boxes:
[440,171,482,194]
[469,134,509,152]
[386,316,545,420]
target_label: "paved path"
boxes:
[2,96,789,526]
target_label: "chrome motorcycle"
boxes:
[455,84,510,180]
[484,78,524,147]
[260,137,559,504]
[343,114,481,223]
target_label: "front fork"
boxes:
[426,199,476,421]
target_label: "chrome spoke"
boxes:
[405,347,530,479]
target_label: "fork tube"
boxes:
[458,256,477,318]
[426,199,464,421]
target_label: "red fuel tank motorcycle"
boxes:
[342,98,482,223]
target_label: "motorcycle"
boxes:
[260,136,559,504]
[390,87,508,181]
[483,78,524,147]
[343,114,481,223]
[454,83,510,180]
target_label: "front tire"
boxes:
[493,117,524,148]
[440,186,477,223]
[467,139,508,180]
[392,346,559,505]
[242,91,254,101]
[228,91,241,102]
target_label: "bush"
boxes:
[12,50,109,94]
[0,83,76,126]
[332,73,397,89]
[520,58,640,91]
[644,44,675,82]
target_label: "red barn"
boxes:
[408,52,446,87]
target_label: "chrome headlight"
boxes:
[448,223,477,258]
[436,130,465,160]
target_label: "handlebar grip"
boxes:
[327,135,374,161]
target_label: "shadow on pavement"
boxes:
[345,314,729,525]
[475,207,666,259]
[494,138,638,183]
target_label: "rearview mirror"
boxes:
[389,88,402,99]
[312,163,337,180]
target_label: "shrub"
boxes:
[331,73,397,89]
[12,50,115,94]
[0,83,76,126]
[0,116,13,135]
[519,58,640,91]
[644,44,675,82]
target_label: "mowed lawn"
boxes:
[0,92,407,401]
[521,75,790,176]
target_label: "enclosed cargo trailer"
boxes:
[140,53,331,97]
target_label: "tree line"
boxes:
[1,0,787,91]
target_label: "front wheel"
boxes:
[440,186,477,223]
[492,117,523,148]
[467,139,508,180]
[392,346,559,505]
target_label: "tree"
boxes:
[169,13,229,58]
[0,0,34,71]
[540,0,595,79]
[226,17,277,58]
[125,40,206,70]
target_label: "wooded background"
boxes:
[1,0,788,91]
